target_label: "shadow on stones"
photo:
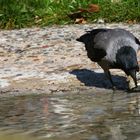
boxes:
[70,69,127,90]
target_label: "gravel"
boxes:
[0,23,140,95]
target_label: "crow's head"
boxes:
[76,32,94,56]
[76,32,92,45]
[76,29,107,45]
[116,46,139,87]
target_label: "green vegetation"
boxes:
[0,0,140,29]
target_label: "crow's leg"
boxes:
[105,70,116,90]
[97,61,116,89]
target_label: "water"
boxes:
[0,90,140,140]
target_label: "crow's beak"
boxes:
[129,69,137,88]
[76,38,81,42]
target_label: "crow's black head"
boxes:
[76,33,92,45]
[116,46,139,87]
[76,31,107,62]
[76,29,107,45]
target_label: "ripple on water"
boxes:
[0,90,140,140]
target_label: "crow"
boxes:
[76,28,140,90]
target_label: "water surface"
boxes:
[0,90,140,140]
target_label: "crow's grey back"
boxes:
[93,28,140,62]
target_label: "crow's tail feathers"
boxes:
[135,37,140,50]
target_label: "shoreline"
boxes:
[0,23,140,96]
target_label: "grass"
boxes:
[0,0,140,29]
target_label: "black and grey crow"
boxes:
[76,28,140,90]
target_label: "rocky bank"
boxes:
[0,23,140,95]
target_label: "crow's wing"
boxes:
[93,29,135,49]
[93,29,140,62]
